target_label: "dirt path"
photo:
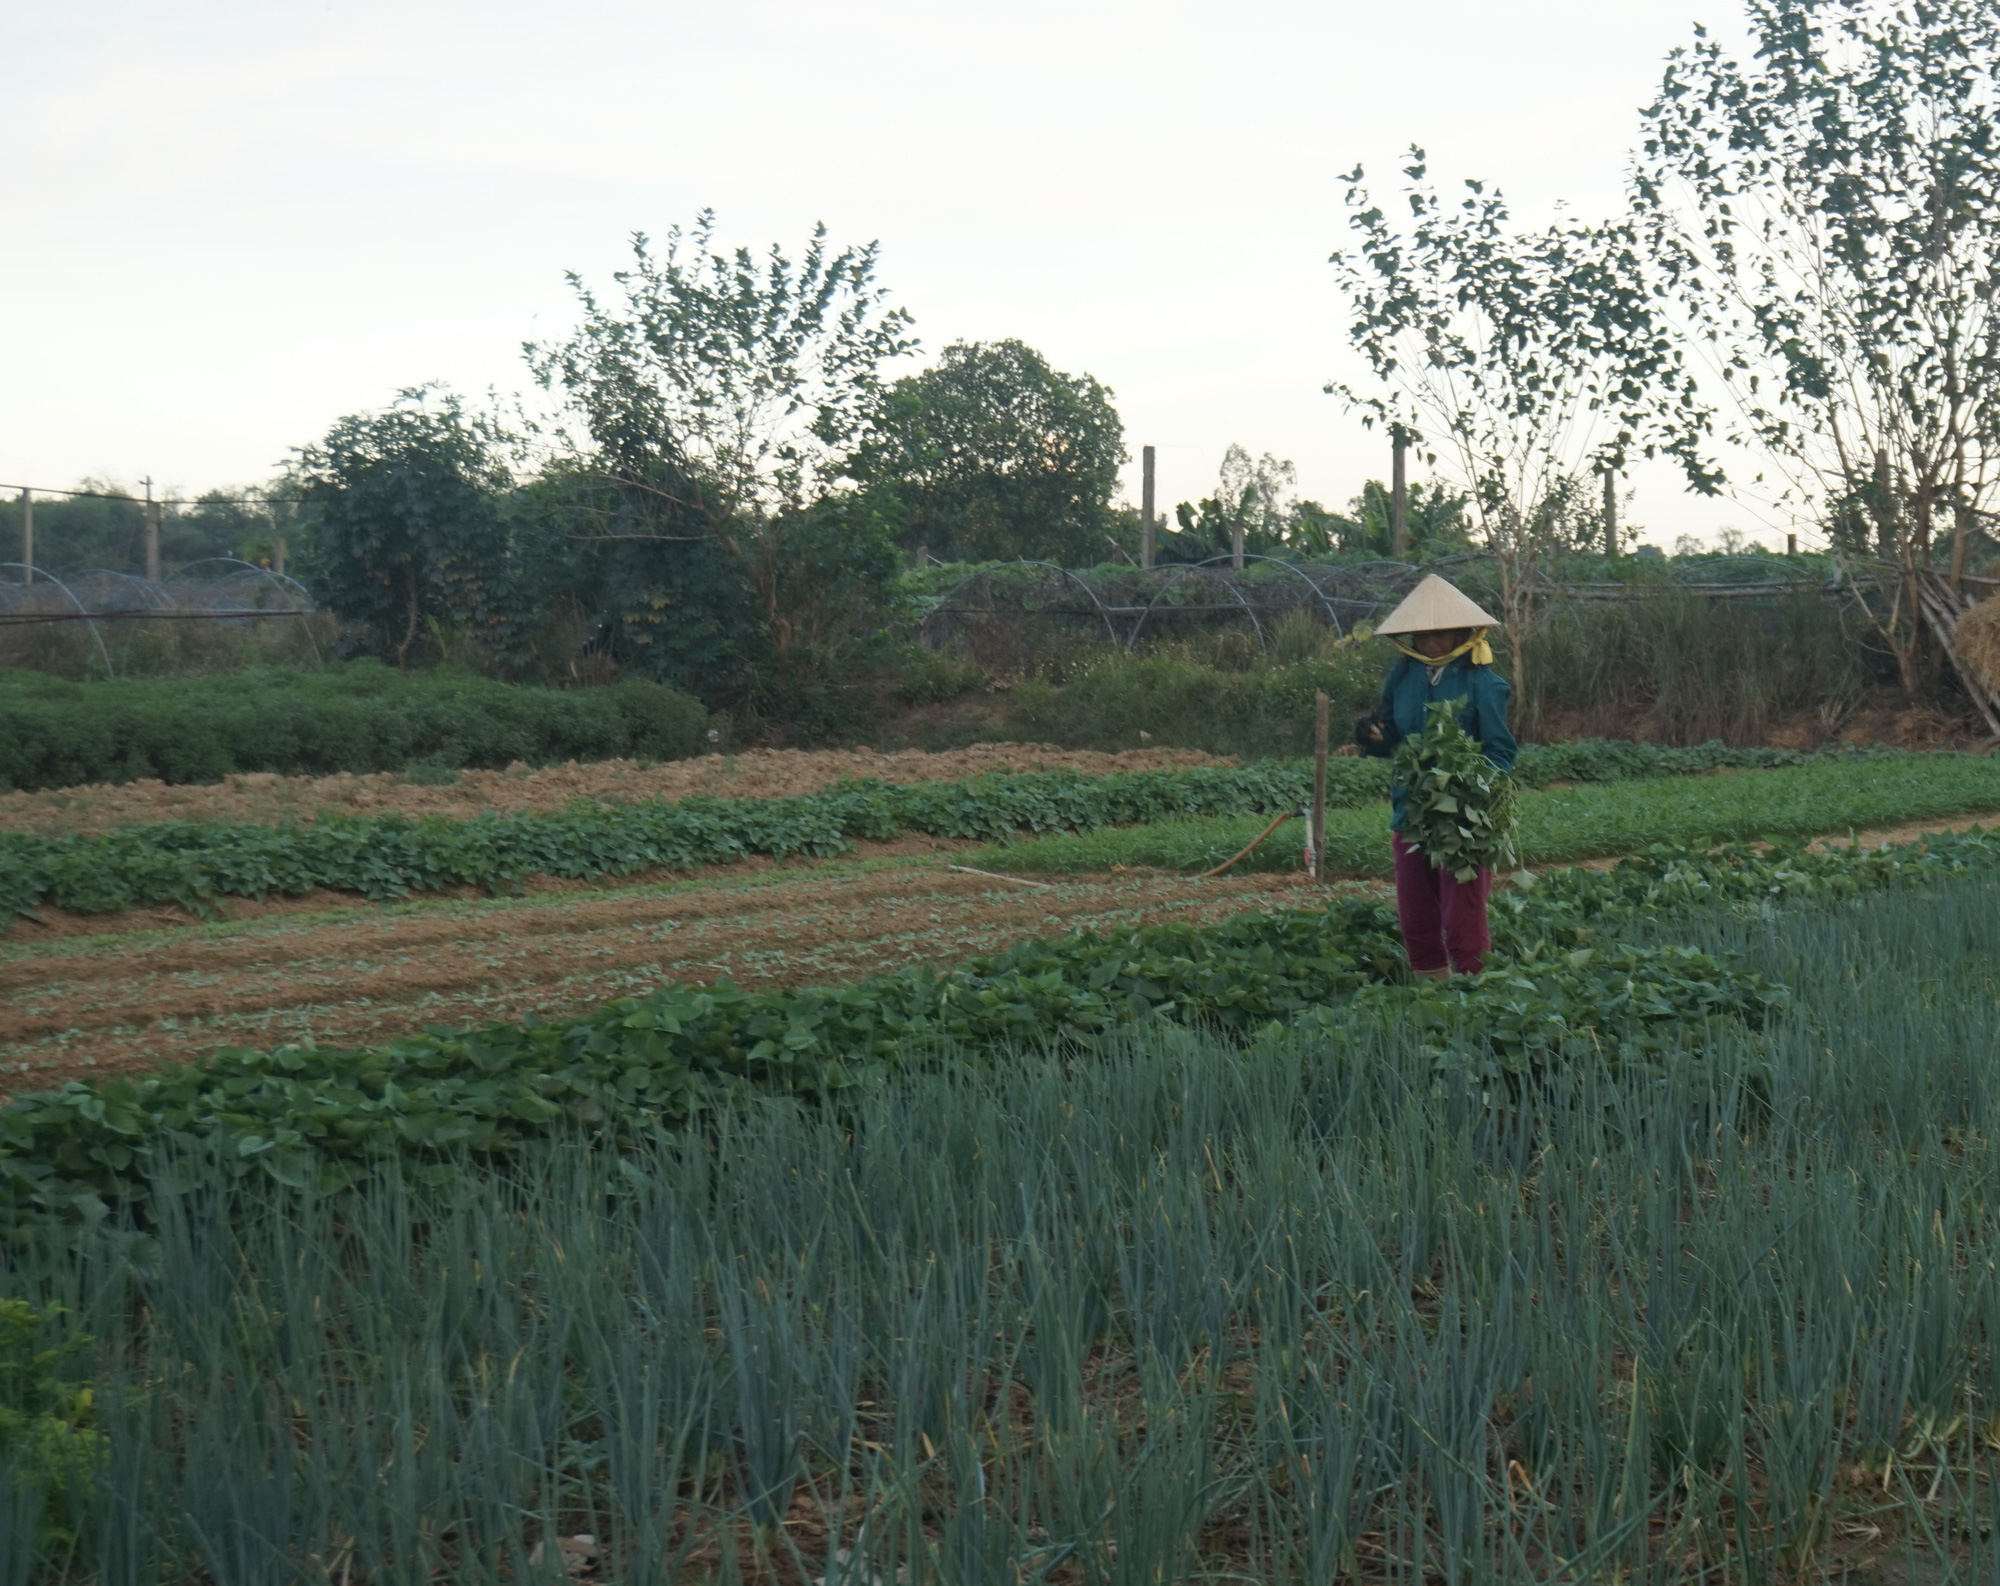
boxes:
[0,743,1229,836]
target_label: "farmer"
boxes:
[1353,574,1517,979]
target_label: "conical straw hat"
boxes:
[1373,574,1500,636]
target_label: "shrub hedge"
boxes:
[0,664,717,791]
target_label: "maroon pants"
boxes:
[1392,833,1491,974]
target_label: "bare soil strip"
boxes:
[6,811,1994,1103]
[0,743,1229,836]
[0,861,1337,1099]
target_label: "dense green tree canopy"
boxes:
[854,339,1127,566]
[294,389,513,669]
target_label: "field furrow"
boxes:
[0,861,1328,1096]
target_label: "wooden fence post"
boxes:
[18,489,30,583]
[1312,690,1329,881]
[143,477,160,581]
[1141,444,1156,570]
[1390,429,1409,557]
[1602,469,1617,558]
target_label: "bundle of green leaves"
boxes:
[1394,699,1521,880]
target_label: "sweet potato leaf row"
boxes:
[0,740,1899,920]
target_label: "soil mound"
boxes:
[0,743,1230,837]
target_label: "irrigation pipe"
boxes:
[1202,810,1307,879]
[948,864,1054,890]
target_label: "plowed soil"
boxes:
[0,859,1338,1100]
[0,744,1230,836]
[7,811,1993,1105]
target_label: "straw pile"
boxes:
[1956,595,2000,693]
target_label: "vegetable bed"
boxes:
[0,741,1921,921]
[980,753,2000,875]
[13,859,1999,1581]
[0,664,718,790]
[6,827,1996,1227]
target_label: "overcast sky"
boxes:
[3,0,1774,547]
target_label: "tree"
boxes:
[1329,150,1715,705]
[1324,479,1474,558]
[1218,445,1297,549]
[1166,445,1297,561]
[1632,0,2000,697]
[294,389,513,669]
[525,211,916,528]
[852,339,1127,565]
[521,213,916,699]
[171,484,305,570]
[0,483,145,573]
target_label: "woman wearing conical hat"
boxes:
[1354,574,1517,978]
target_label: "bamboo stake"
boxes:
[1312,691,1329,881]
[1141,444,1156,570]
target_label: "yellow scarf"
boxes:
[1387,628,1494,668]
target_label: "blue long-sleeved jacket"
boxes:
[1363,654,1518,830]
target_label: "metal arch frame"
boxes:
[60,568,174,653]
[72,568,174,611]
[173,556,318,608]
[1125,556,1269,653]
[0,564,115,677]
[171,558,325,663]
[1299,558,1429,631]
[919,553,1512,655]
[1320,557,1425,585]
[1667,554,1818,587]
[1216,553,1352,634]
[920,560,1124,650]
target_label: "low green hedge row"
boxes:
[6,829,1996,1226]
[0,740,1836,919]
[0,664,717,790]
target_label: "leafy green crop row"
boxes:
[0,740,1900,920]
[982,753,2000,875]
[5,828,1996,1226]
[0,663,717,791]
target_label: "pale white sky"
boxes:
[2,0,1782,548]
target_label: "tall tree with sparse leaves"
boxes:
[1631,0,2000,698]
[1329,151,1717,707]
[522,213,917,694]
[525,211,918,525]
